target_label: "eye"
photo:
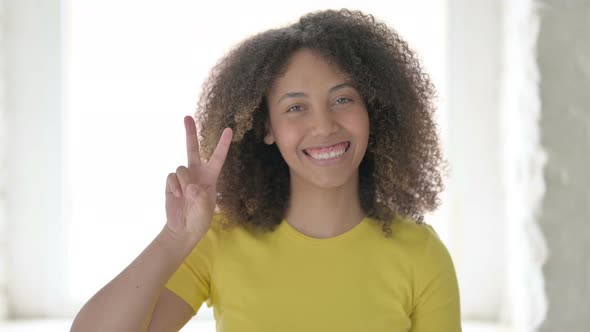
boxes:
[334,97,353,105]
[287,105,304,113]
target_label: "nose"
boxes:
[310,107,339,137]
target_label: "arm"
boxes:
[70,226,203,332]
[146,288,196,332]
[71,116,231,332]
[410,225,462,332]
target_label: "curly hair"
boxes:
[196,8,447,237]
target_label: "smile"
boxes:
[303,142,350,162]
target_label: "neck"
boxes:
[284,171,366,239]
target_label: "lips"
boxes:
[303,141,350,155]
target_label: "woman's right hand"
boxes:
[164,115,232,242]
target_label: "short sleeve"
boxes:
[410,224,462,332]
[164,221,218,314]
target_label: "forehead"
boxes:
[267,49,351,97]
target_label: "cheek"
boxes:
[273,122,303,151]
[347,111,370,137]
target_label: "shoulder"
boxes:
[394,219,462,329]
[385,216,455,270]
[385,215,442,249]
[394,218,458,289]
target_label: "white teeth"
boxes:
[308,148,346,160]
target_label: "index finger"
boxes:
[207,127,233,178]
[184,115,201,168]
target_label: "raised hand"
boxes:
[164,116,232,241]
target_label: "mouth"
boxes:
[303,141,350,161]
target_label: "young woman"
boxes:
[71,8,461,332]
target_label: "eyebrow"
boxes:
[276,82,357,105]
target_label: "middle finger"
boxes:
[184,115,201,168]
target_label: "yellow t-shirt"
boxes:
[165,213,461,332]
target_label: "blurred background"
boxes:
[1,0,588,331]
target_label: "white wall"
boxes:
[4,0,70,318]
[447,0,506,320]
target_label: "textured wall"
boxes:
[0,0,8,320]
[537,1,590,330]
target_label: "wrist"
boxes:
[157,225,204,258]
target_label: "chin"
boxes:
[307,174,355,190]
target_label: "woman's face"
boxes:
[265,48,370,189]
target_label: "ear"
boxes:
[264,120,275,145]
